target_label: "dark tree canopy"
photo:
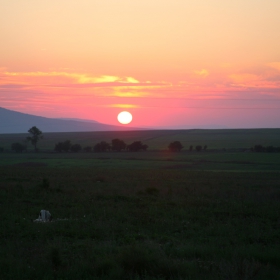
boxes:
[195,145,202,152]
[111,138,126,152]
[253,145,265,152]
[93,141,111,152]
[84,146,92,152]
[70,144,82,153]
[142,144,148,151]
[11,142,26,153]
[127,141,148,152]
[26,126,43,152]
[168,141,183,152]
[54,140,72,152]
[252,144,280,153]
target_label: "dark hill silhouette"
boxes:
[0,107,139,134]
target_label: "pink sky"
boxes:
[1,1,280,128]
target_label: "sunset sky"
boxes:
[1,0,280,128]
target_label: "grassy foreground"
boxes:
[0,152,280,279]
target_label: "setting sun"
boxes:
[117,111,133,125]
[0,1,280,128]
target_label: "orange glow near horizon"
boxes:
[1,1,280,128]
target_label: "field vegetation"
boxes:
[0,129,280,279]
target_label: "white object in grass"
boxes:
[34,210,52,222]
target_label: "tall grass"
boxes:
[0,163,279,279]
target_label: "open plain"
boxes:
[0,129,280,279]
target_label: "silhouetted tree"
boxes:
[11,142,26,153]
[203,145,208,151]
[84,146,92,152]
[93,141,111,152]
[54,142,63,152]
[189,145,193,152]
[127,141,148,152]
[26,126,43,152]
[266,146,275,153]
[71,144,82,153]
[142,144,148,151]
[253,145,265,153]
[93,143,101,152]
[111,138,126,152]
[195,145,202,152]
[54,140,72,152]
[168,141,183,152]
[251,145,280,153]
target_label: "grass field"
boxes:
[1,149,280,172]
[1,129,280,279]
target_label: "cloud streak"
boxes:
[0,71,152,86]
[0,64,280,127]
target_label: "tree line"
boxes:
[5,126,278,154]
[5,126,209,153]
[251,145,280,153]
[1,126,211,153]
[168,141,207,152]
[54,139,149,153]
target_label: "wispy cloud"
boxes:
[227,62,280,90]
[267,62,280,72]
[107,104,139,108]
[194,69,209,77]
[1,64,280,119]
[0,71,167,97]
[0,71,146,86]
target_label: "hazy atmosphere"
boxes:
[1,0,280,128]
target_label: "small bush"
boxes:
[95,258,119,277]
[145,187,159,196]
[50,247,62,271]
[96,176,106,182]
[219,258,261,280]
[42,178,50,189]
[196,145,202,152]
[54,140,71,152]
[168,141,183,152]
[119,245,190,279]
[127,141,148,152]
[84,146,92,152]
[11,142,26,153]
[71,144,82,153]
[119,245,155,276]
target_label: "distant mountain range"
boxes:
[0,107,139,134]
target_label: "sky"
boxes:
[1,0,280,128]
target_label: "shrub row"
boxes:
[54,139,149,153]
[251,145,280,153]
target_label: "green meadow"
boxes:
[0,129,280,279]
